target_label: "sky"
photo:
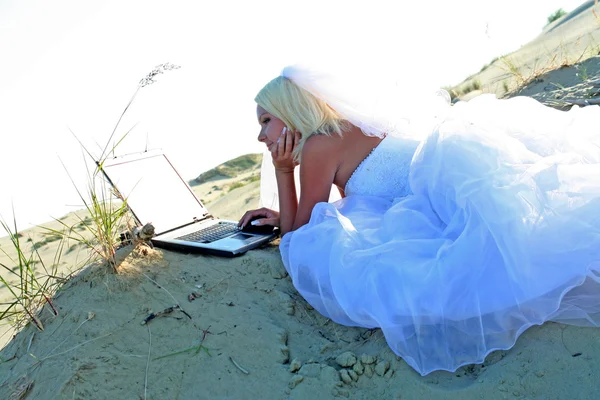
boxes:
[0,0,588,233]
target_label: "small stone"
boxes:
[278,346,290,364]
[360,354,376,365]
[334,388,350,398]
[336,352,357,367]
[384,369,394,379]
[321,366,341,383]
[299,363,322,378]
[375,360,390,376]
[340,369,352,384]
[364,364,374,378]
[536,371,544,377]
[289,359,302,373]
[288,375,304,389]
[275,291,295,315]
[513,391,520,397]
[276,329,289,345]
[348,370,359,382]
[352,361,364,375]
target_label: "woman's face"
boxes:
[256,105,286,148]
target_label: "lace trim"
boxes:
[344,137,387,194]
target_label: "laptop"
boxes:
[100,150,279,257]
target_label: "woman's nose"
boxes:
[257,131,266,142]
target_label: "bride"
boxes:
[238,64,600,376]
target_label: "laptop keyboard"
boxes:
[175,222,240,244]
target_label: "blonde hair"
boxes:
[254,76,347,162]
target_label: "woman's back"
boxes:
[343,135,420,200]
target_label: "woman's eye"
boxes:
[263,118,270,124]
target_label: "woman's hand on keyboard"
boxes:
[238,207,280,229]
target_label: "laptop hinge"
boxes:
[155,214,214,237]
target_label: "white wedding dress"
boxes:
[276,94,600,375]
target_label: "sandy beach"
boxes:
[2,4,600,399]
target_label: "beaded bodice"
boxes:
[344,136,420,201]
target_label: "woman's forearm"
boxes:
[276,169,298,235]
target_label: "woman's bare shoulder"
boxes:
[302,133,343,156]
[300,135,341,178]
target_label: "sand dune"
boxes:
[453,1,600,99]
[2,5,600,399]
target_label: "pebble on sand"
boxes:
[352,361,364,375]
[336,352,357,367]
[360,354,377,365]
[375,360,390,377]
[278,346,290,364]
[289,375,304,389]
[339,369,353,384]
[348,369,359,382]
[289,359,302,373]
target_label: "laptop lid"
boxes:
[101,150,210,235]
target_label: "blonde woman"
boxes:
[239,64,600,375]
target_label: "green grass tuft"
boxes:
[0,214,63,331]
[547,8,567,25]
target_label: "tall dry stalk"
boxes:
[48,63,181,272]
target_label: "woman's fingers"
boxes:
[276,127,286,144]
[270,127,300,171]
[238,208,277,228]
[285,128,294,155]
[238,209,264,228]
[277,127,287,156]
[250,216,278,226]
[277,127,297,157]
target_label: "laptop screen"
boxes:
[102,152,209,235]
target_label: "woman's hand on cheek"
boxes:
[270,127,300,173]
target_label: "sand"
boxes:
[2,238,599,399]
[2,5,600,400]
[453,0,600,99]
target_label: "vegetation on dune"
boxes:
[190,153,262,186]
[31,233,63,251]
[547,8,567,25]
[227,174,261,193]
[460,79,482,96]
[49,62,181,272]
[0,63,181,334]
[0,216,64,331]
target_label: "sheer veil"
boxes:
[259,63,452,210]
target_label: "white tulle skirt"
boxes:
[279,95,600,375]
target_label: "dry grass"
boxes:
[47,63,180,272]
